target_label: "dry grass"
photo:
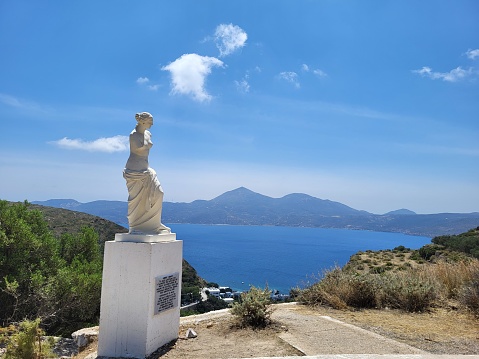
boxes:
[419,259,479,300]
[300,257,479,315]
[328,306,479,354]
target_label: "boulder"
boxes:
[71,326,99,350]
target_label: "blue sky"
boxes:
[1,1,478,214]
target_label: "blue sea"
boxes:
[168,224,431,294]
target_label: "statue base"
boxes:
[98,233,182,358]
[115,232,176,243]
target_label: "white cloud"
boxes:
[412,66,474,82]
[214,23,247,57]
[466,49,479,60]
[0,93,49,114]
[51,135,129,153]
[313,69,328,77]
[278,71,300,88]
[148,84,160,91]
[0,93,23,107]
[235,79,250,93]
[162,53,224,102]
[136,77,149,84]
[301,64,327,77]
[137,77,160,91]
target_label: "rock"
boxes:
[206,322,214,328]
[185,328,198,339]
[71,326,99,350]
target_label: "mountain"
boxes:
[34,199,82,209]
[385,209,417,215]
[30,203,127,243]
[33,187,479,237]
[33,199,129,227]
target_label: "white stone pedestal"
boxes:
[98,233,182,358]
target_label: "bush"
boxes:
[300,266,438,312]
[414,259,479,302]
[193,295,229,314]
[3,319,55,359]
[181,286,201,305]
[231,286,274,327]
[458,266,479,316]
[298,267,378,309]
[376,271,436,312]
[298,268,348,309]
[418,244,443,261]
[0,201,104,335]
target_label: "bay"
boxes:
[169,224,431,294]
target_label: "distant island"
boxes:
[33,187,479,237]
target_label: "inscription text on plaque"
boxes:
[154,272,180,315]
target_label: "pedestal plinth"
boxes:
[98,233,182,358]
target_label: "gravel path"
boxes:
[272,303,425,355]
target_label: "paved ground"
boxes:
[180,303,479,359]
[80,303,479,359]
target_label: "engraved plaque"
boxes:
[154,272,180,315]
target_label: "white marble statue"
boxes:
[123,112,170,234]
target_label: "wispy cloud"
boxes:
[301,63,327,78]
[413,50,478,82]
[0,93,50,114]
[235,79,250,93]
[136,77,149,84]
[412,66,474,82]
[466,48,479,60]
[235,71,251,93]
[0,93,23,107]
[162,53,224,102]
[278,71,300,88]
[313,69,327,78]
[50,135,129,153]
[214,23,247,57]
[136,77,160,91]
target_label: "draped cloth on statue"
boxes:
[123,168,170,234]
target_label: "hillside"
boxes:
[33,187,479,237]
[30,203,204,289]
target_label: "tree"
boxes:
[0,201,61,324]
[0,200,104,335]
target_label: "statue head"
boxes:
[135,112,153,126]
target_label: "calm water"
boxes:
[168,224,431,293]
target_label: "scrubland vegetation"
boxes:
[0,201,204,337]
[298,227,479,316]
[0,200,103,336]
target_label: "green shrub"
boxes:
[458,268,479,316]
[181,286,201,305]
[231,286,274,327]
[376,271,436,312]
[460,281,479,316]
[193,295,229,314]
[298,268,378,309]
[345,275,378,308]
[4,319,55,359]
[0,201,104,335]
[418,244,443,261]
